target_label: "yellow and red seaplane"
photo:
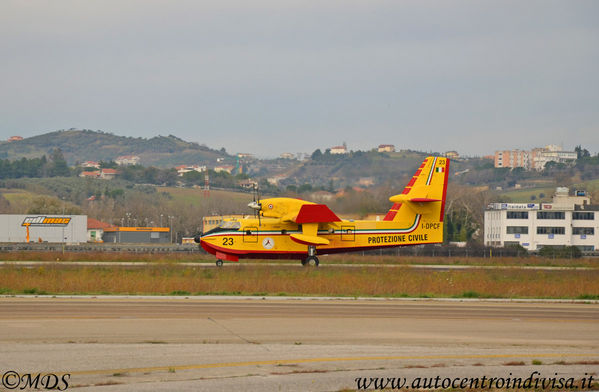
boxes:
[198,156,449,266]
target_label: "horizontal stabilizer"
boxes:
[290,234,330,245]
[294,204,341,224]
[389,195,441,203]
[388,194,441,215]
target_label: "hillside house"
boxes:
[115,155,140,166]
[100,168,119,180]
[79,171,100,178]
[214,165,234,174]
[377,144,395,153]
[82,161,100,169]
[175,165,206,176]
[330,145,347,155]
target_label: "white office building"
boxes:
[484,188,597,252]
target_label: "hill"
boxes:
[253,150,431,189]
[0,129,230,167]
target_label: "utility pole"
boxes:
[204,172,210,198]
[62,197,66,252]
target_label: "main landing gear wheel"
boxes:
[302,256,319,267]
[215,259,223,267]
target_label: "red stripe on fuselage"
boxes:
[201,240,441,260]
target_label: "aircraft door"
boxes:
[243,226,258,243]
[341,226,355,241]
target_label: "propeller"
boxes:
[257,185,262,227]
[248,184,262,226]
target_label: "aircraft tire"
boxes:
[303,256,319,267]
[216,259,224,267]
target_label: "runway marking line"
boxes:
[61,353,598,376]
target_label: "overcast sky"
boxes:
[1,0,598,157]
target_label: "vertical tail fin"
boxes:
[383,156,450,222]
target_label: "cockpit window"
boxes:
[203,220,241,236]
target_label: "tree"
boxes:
[182,171,203,185]
[0,194,10,213]
[27,196,81,214]
[311,149,322,160]
[99,160,118,169]
[575,145,590,159]
[49,149,70,177]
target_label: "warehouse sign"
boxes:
[487,203,539,210]
[21,216,71,227]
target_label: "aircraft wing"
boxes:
[255,198,341,246]
[289,204,341,246]
[293,204,341,224]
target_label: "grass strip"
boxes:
[0,265,597,299]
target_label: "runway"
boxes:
[1,296,598,321]
[1,297,598,391]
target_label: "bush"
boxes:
[505,243,528,256]
[538,246,582,259]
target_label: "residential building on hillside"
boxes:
[494,149,531,169]
[357,177,374,186]
[115,155,140,166]
[238,179,258,189]
[7,136,23,142]
[79,171,100,178]
[444,151,459,159]
[330,145,347,154]
[175,165,206,176]
[494,145,576,170]
[377,144,395,153]
[100,168,119,179]
[82,161,100,169]
[530,145,577,170]
[280,153,295,159]
[214,165,234,174]
[484,187,597,252]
